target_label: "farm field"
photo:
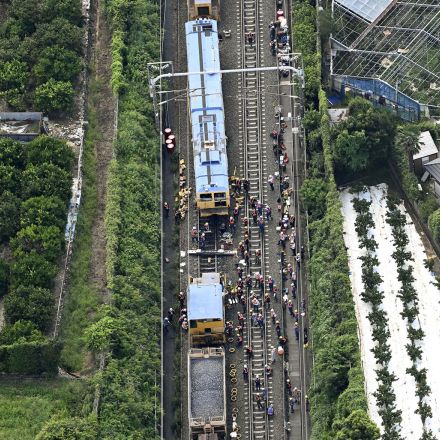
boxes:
[341,183,440,438]
[0,378,87,440]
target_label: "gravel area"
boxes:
[190,357,225,419]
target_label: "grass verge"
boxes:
[58,79,102,373]
[0,378,88,440]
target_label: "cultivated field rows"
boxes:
[341,184,440,438]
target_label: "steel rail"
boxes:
[238,0,274,437]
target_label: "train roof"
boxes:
[185,20,229,194]
[188,280,223,321]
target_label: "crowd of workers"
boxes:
[163,4,308,435]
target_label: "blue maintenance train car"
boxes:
[185,19,230,217]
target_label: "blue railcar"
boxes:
[185,19,230,217]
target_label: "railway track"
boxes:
[197,215,220,274]
[237,0,276,438]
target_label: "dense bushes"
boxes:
[88,0,161,437]
[0,0,82,112]
[0,135,73,373]
[428,208,440,242]
[36,416,97,440]
[332,98,396,176]
[304,90,376,439]
[0,339,61,374]
[292,0,320,103]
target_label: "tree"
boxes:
[22,163,71,202]
[21,195,67,230]
[0,138,25,168]
[334,410,380,440]
[33,46,81,85]
[35,79,74,113]
[0,259,10,297]
[4,285,54,331]
[0,59,29,93]
[0,191,21,242]
[41,0,83,25]
[85,315,119,353]
[348,103,395,162]
[26,136,75,171]
[36,416,97,440]
[428,208,440,243]
[1,167,22,198]
[10,0,42,36]
[10,251,57,289]
[395,125,422,171]
[33,18,82,54]
[333,129,369,173]
[300,178,328,220]
[11,224,63,263]
[0,320,45,345]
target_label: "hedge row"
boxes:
[91,0,161,437]
[292,0,320,104]
[0,339,61,375]
[304,90,375,439]
[0,136,73,338]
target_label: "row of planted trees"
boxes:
[352,195,403,439]
[385,196,437,440]
[0,136,74,373]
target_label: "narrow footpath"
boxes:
[89,0,115,303]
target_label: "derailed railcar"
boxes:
[185,19,230,217]
[188,0,220,21]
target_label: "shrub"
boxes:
[36,416,98,440]
[0,259,10,297]
[35,79,75,113]
[0,164,22,194]
[334,410,380,440]
[22,163,71,202]
[0,138,26,168]
[20,195,67,230]
[0,320,45,345]
[418,194,438,223]
[32,18,82,54]
[0,339,61,374]
[33,46,81,85]
[428,208,440,243]
[10,251,58,289]
[300,177,328,220]
[0,191,21,242]
[11,224,63,263]
[26,136,75,171]
[4,285,54,332]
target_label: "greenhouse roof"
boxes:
[335,0,394,22]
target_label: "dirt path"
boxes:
[89,0,115,302]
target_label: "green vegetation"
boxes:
[292,0,320,103]
[428,208,440,243]
[386,197,437,437]
[332,97,396,176]
[0,136,73,373]
[352,195,402,438]
[302,90,376,439]
[85,0,161,437]
[0,0,82,112]
[57,79,101,373]
[0,378,91,440]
